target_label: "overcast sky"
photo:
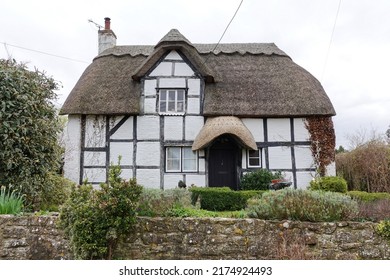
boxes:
[1,0,389,149]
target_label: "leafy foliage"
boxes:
[0,59,62,209]
[137,188,191,217]
[59,162,143,259]
[376,220,390,240]
[190,187,264,211]
[247,189,358,222]
[40,173,75,212]
[309,176,348,193]
[347,191,390,202]
[0,185,24,214]
[240,169,282,190]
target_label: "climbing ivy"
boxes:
[305,117,336,177]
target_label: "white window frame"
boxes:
[247,149,262,168]
[158,89,186,115]
[165,147,198,173]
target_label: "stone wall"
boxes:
[1,215,389,260]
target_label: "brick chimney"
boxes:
[98,17,117,54]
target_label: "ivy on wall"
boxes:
[305,117,336,176]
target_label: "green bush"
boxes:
[309,176,348,193]
[347,191,390,202]
[40,173,75,212]
[0,186,24,214]
[0,59,62,210]
[240,169,282,190]
[137,188,192,217]
[190,187,264,211]
[59,162,143,259]
[247,189,358,222]
[376,220,390,239]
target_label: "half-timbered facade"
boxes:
[61,18,336,189]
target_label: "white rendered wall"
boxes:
[185,116,204,140]
[85,115,106,147]
[294,146,314,169]
[294,118,310,141]
[267,118,291,142]
[137,169,160,189]
[268,146,292,169]
[242,118,264,142]
[164,116,183,140]
[137,116,160,140]
[186,174,206,187]
[63,115,81,184]
[110,116,133,140]
[136,142,160,166]
[110,142,133,165]
[164,174,183,189]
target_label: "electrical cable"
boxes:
[321,0,342,82]
[1,41,89,64]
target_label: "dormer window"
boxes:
[159,89,185,114]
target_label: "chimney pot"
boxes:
[104,17,111,30]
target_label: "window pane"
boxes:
[168,101,176,111]
[249,158,260,166]
[183,148,197,171]
[177,90,184,101]
[249,150,259,158]
[248,149,261,167]
[160,90,167,100]
[159,90,167,112]
[168,90,175,101]
[166,147,181,171]
[177,101,184,112]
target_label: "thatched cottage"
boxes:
[60,18,336,189]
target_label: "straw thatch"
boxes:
[192,116,257,150]
[60,29,336,117]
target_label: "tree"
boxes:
[0,59,62,209]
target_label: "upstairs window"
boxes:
[247,149,262,168]
[159,89,185,114]
[166,147,197,172]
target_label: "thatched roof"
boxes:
[192,116,257,150]
[60,29,335,116]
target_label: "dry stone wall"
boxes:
[0,215,389,260]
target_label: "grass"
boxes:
[0,186,24,214]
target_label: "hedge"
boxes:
[190,187,264,211]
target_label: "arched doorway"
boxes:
[208,134,241,189]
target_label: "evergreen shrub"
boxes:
[240,169,282,190]
[309,176,348,193]
[347,191,390,202]
[190,187,264,211]
[247,189,358,222]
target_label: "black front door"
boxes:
[208,136,239,189]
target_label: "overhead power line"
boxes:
[321,0,342,82]
[1,41,89,64]
[202,0,244,66]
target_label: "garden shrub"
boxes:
[247,189,358,222]
[40,173,75,212]
[190,187,264,211]
[59,162,143,259]
[0,59,62,210]
[347,191,390,202]
[240,169,282,190]
[376,220,390,240]
[137,188,191,217]
[0,185,24,214]
[309,176,347,193]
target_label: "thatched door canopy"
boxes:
[192,116,257,151]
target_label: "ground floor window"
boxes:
[247,149,262,168]
[166,147,197,172]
